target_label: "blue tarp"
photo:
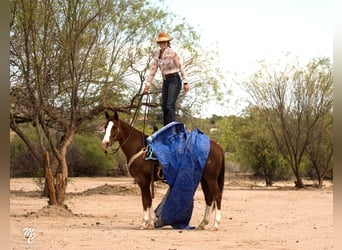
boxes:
[146,122,210,229]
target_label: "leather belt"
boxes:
[163,72,179,80]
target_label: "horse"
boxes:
[101,111,225,230]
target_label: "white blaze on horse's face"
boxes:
[102,121,114,149]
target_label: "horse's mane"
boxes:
[119,118,148,140]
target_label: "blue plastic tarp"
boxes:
[146,122,210,229]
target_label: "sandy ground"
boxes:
[10,176,333,250]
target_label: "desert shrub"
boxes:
[10,128,124,177]
[10,127,41,177]
[67,133,120,176]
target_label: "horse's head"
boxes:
[101,111,122,150]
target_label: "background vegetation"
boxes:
[10,0,333,206]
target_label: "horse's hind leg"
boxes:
[197,179,212,230]
[198,178,222,230]
[212,203,221,230]
[141,207,153,229]
[211,182,222,231]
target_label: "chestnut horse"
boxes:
[101,111,225,230]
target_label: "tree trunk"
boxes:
[55,150,69,204]
[265,175,273,187]
[318,176,323,188]
[56,173,67,204]
[42,156,59,197]
[314,165,324,188]
[294,173,304,188]
[42,141,70,205]
[44,151,57,205]
[43,153,68,205]
[262,165,273,187]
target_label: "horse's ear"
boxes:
[114,111,119,121]
[105,111,110,119]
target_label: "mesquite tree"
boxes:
[10,0,171,205]
[10,0,224,205]
[10,0,114,205]
[243,57,333,188]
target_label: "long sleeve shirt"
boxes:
[146,48,187,86]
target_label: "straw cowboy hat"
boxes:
[155,32,173,42]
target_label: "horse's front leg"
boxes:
[138,180,154,229]
[197,204,212,230]
[141,207,153,229]
[197,202,221,230]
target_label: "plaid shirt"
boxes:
[146,48,187,86]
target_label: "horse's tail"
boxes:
[211,147,225,212]
[218,146,225,195]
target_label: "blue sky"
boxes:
[160,0,334,116]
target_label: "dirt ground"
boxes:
[10,176,333,250]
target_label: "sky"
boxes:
[160,0,334,117]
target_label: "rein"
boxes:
[105,92,157,199]
[105,93,150,156]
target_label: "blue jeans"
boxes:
[162,73,181,125]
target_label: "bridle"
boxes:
[104,122,121,155]
[111,125,120,143]
[104,92,150,156]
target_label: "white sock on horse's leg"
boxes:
[140,208,151,229]
[197,204,212,229]
[148,207,154,225]
[213,209,221,230]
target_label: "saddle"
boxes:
[144,138,165,181]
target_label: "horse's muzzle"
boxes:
[102,141,110,149]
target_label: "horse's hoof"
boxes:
[196,225,205,230]
[154,218,166,228]
[139,222,150,230]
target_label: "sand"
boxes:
[10,176,333,250]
